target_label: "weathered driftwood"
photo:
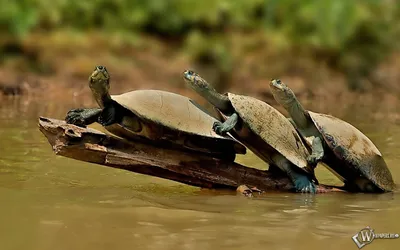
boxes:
[38,117,338,193]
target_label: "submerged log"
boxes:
[38,117,338,193]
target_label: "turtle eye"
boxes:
[184,70,196,79]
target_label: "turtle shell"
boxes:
[308,111,395,191]
[227,93,311,171]
[109,90,246,156]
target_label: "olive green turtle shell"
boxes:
[227,93,311,171]
[308,111,395,191]
[108,90,246,156]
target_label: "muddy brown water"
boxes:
[0,97,399,250]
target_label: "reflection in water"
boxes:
[0,98,399,250]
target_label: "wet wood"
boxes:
[38,117,339,193]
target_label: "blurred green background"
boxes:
[0,0,399,99]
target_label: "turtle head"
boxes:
[89,66,110,95]
[89,66,112,107]
[183,69,231,111]
[269,79,297,108]
[183,70,213,94]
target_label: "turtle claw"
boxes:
[300,184,314,193]
[65,109,87,127]
[213,121,227,135]
[307,155,321,167]
[293,175,317,194]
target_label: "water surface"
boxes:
[1,97,399,250]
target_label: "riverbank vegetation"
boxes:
[1,0,399,98]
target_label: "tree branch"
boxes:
[38,117,338,193]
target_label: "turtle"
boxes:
[269,79,395,192]
[65,66,246,161]
[182,70,319,193]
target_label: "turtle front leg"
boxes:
[213,113,239,135]
[65,108,102,127]
[98,105,120,126]
[307,137,324,166]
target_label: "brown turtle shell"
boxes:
[226,93,312,173]
[308,111,395,191]
[104,90,246,159]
